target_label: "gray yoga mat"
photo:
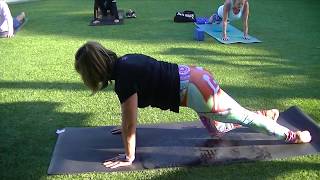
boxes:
[195,23,262,44]
[48,106,320,174]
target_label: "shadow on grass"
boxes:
[0,79,318,101]
[148,160,320,180]
[161,47,279,59]
[0,101,89,179]
[0,79,318,120]
[0,80,114,91]
[161,47,318,79]
[160,47,319,99]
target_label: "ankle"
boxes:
[285,131,297,143]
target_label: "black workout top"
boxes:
[111,54,180,112]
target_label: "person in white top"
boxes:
[209,0,249,41]
[0,0,26,38]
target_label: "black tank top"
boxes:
[111,54,180,112]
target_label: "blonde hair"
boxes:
[75,41,117,93]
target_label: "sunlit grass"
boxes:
[0,0,319,179]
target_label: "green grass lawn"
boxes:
[0,0,319,179]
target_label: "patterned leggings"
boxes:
[178,65,292,140]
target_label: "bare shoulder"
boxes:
[224,0,232,5]
[244,0,249,8]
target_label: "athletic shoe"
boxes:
[286,131,312,143]
[213,121,241,134]
[126,9,136,18]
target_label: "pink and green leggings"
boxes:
[178,65,295,142]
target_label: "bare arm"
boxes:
[222,0,231,40]
[242,0,249,38]
[103,93,138,168]
[121,93,137,161]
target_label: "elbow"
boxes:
[122,122,136,134]
[223,21,228,27]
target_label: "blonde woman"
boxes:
[209,0,249,41]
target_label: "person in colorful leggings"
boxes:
[74,41,312,169]
[0,0,26,38]
[208,0,249,41]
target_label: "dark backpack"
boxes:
[174,10,196,23]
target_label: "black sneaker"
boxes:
[126,9,136,18]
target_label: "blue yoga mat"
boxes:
[195,23,261,44]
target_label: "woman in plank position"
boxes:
[208,0,249,41]
[74,41,311,169]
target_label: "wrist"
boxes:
[126,154,135,162]
[119,153,135,162]
[126,155,135,162]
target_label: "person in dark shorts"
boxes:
[93,0,119,24]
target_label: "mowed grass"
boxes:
[0,0,319,179]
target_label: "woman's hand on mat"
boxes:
[103,154,134,169]
[222,35,229,41]
[243,34,250,40]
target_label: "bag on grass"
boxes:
[174,10,196,23]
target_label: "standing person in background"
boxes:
[0,0,26,38]
[208,0,249,41]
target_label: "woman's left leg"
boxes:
[179,65,311,143]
